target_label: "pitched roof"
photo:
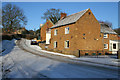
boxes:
[40,19,54,29]
[50,8,90,29]
[100,23,117,34]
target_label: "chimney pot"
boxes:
[61,13,67,19]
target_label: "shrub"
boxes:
[2,35,13,40]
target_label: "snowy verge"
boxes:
[25,39,76,58]
[23,39,120,67]
[1,39,16,56]
[2,39,119,78]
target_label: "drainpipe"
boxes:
[78,50,80,57]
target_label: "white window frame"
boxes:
[54,41,57,48]
[104,44,108,49]
[104,33,108,38]
[54,29,58,35]
[64,40,69,48]
[65,27,69,34]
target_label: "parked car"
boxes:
[31,40,37,45]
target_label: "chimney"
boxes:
[40,24,43,27]
[60,13,67,19]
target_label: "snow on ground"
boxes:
[25,39,76,58]
[25,39,120,67]
[0,41,2,80]
[0,41,2,53]
[0,39,19,78]
[1,39,16,56]
[0,56,2,80]
[0,39,119,78]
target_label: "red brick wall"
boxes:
[49,9,103,53]
[101,33,118,52]
[41,20,54,41]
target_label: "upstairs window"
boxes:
[54,29,58,35]
[104,44,108,49]
[104,33,108,38]
[65,27,69,34]
[65,40,69,48]
[54,41,57,48]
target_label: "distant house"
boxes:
[40,19,54,42]
[48,8,105,56]
[100,23,118,54]
[16,27,26,34]
[40,8,119,57]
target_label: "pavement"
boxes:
[21,39,120,68]
[0,39,119,78]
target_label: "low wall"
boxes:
[39,44,110,57]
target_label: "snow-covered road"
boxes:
[0,39,119,78]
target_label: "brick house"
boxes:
[46,8,119,56]
[100,23,118,54]
[40,19,54,42]
[48,8,105,56]
[118,35,120,50]
[16,27,26,34]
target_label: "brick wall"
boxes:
[101,33,118,52]
[48,9,104,56]
[41,20,53,41]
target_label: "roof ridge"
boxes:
[67,8,89,17]
[50,8,90,29]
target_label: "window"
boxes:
[85,53,88,55]
[83,33,85,36]
[65,27,69,34]
[54,41,57,48]
[98,53,101,55]
[65,40,69,48]
[54,29,58,35]
[104,33,108,38]
[89,12,91,15]
[92,53,96,55]
[104,44,108,49]
[113,43,116,49]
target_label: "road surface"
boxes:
[1,39,119,79]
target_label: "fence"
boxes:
[78,50,117,58]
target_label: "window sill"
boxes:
[65,33,69,34]
[65,47,69,49]
[104,37,108,39]
[104,48,108,49]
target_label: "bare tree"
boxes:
[114,28,120,35]
[2,3,27,33]
[99,20,112,28]
[0,9,2,25]
[41,8,62,24]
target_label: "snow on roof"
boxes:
[100,23,117,34]
[50,8,89,29]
